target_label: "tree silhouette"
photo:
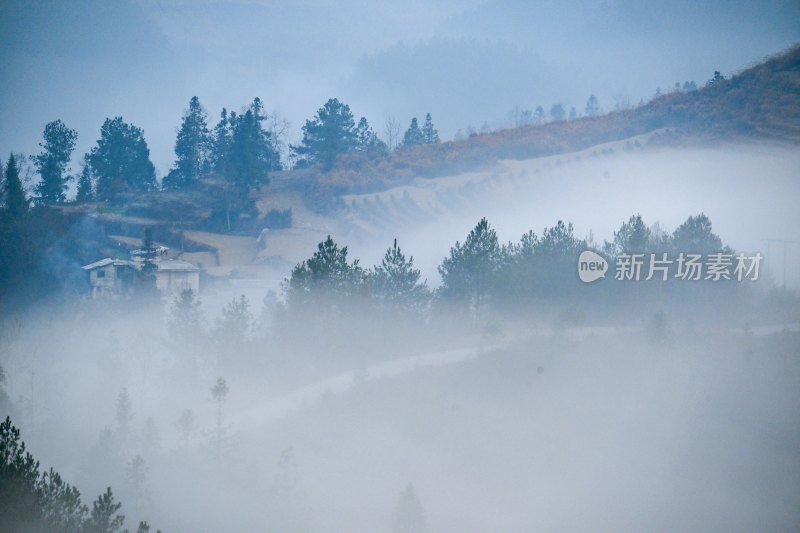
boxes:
[34,120,78,203]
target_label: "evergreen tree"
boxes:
[401,117,425,147]
[227,98,281,189]
[370,239,429,312]
[355,117,388,155]
[292,98,358,170]
[214,295,253,347]
[707,70,726,87]
[549,104,566,122]
[287,236,364,307]
[421,113,439,144]
[438,218,502,313]
[164,96,211,189]
[671,213,722,254]
[391,483,427,533]
[115,389,133,439]
[76,157,95,203]
[39,468,89,532]
[86,487,125,533]
[0,415,41,528]
[167,289,206,349]
[1,417,144,533]
[612,214,652,254]
[210,377,229,453]
[530,220,585,298]
[585,94,600,117]
[210,108,233,173]
[33,120,78,203]
[88,117,156,200]
[0,155,34,307]
[3,154,29,220]
[493,229,537,302]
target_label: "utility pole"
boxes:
[761,239,795,289]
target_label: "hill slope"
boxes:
[280,44,800,199]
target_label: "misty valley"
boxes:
[1,4,800,532]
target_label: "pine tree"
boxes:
[86,487,125,533]
[167,289,206,350]
[585,94,600,117]
[214,294,253,346]
[2,417,147,533]
[115,389,133,439]
[672,213,722,254]
[164,96,211,189]
[528,220,585,298]
[88,117,156,200]
[391,483,427,533]
[3,154,29,220]
[33,120,78,203]
[438,218,502,313]
[210,108,233,173]
[287,236,364,307]
[612,214,652,254]
[210,377,229,453]
[76,158,95,203]
[421,113,439,144]
[401,117,425,147]
[0,416,41,529]
[549,103,566,122]
[39,468,89,532]
[370,239,429,312]
[292,98,358,170]
[227,99,281,189]
[355,117,388,155]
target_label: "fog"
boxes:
[2,2,800,532]
[3,140,800,530]
[345,142,800,290]
[2,280,798,531]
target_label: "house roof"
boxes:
[155,259,200,272]
[82,258,138,271]
[82,258,200,272]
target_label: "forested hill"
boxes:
[303,44,800,195]
[1,45,798,313]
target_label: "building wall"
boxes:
[88,264,135,299]
[155,270,200,295]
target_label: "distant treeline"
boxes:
[277,212,741,320]
[2,44,798,215]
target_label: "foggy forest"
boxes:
[1,1,799,532]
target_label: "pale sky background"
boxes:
[1,0,799,177]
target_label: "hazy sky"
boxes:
[1,0,799,177]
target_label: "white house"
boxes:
[152,259,200,294]
[82,257,200,299]
[82,258,138,299]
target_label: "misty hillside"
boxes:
[41,45,798,284]
[2,6,800,531]
[310,43,800,194]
